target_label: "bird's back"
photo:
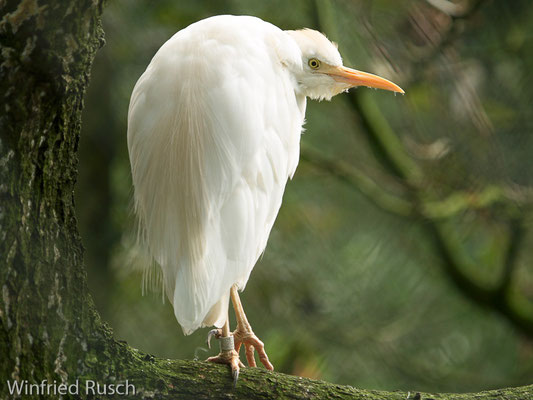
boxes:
[127,15,306,334]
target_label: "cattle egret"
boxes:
[127,15,403,383]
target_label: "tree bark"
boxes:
[0,0,531,398]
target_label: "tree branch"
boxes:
[310,0,533,338]
[497,217,525,294]
[300,142,413,217]
[302,141,530,220]
[347,92,533,337]
[86,339,533,400]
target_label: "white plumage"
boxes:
[127,15,403,336]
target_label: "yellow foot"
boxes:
[206,332,244,386]
[234,328,274,370]
[207,349,244,385]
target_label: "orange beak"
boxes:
[327,66,404,94]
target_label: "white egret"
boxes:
[127,14,403,382]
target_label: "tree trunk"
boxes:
[0,1,531,398]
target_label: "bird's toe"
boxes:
[207,349,244,386]
[234,329,274,370]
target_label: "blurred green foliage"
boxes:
[76,0,533,393]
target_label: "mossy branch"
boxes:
[79,334,533,400]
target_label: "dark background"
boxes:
[76,0,533,393]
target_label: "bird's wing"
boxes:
[127,16,305,334]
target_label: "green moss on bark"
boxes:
[0,0,105,393]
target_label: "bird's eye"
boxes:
[308,58,321,70]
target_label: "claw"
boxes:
[232,365,239,387]
[207,328,222,349]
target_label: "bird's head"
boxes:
[286,29,404,100]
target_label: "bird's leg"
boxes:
[206,314,244,385]
[230,285,274,370]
